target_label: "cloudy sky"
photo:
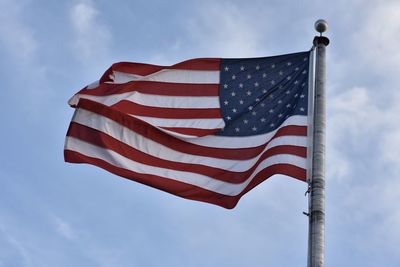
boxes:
[1,0,400,266]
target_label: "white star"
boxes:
[279,71,283,76]
[254,82,259,87]
[269,109,274,113]
[224,100,229,105]
[240,66,245,71]
[247,74,252,79]
[246,90,252,96]
[286,90,291,94]
[248,106,253,111]
[263,89,267,93]
[286,103,291,108]
[239,99,244,104]
[269,94,274,99]
[226,116,232,120]
[304,57,308,61]
[270,80,275,85]
[270,123,275,127]
[278,100,282,104]
[295,67,299,71]
[239,83,243,88]
[243,119,249,124]
[224,66,229,71]
[294,80,299,84]
[287,62,292,66]
[232,108,237,113]
[278,113,283,118]
[256,65,260,70]
[260,103,265,107]
[252,126,257,131]
[231,91,236,96]
[223,84,228,88]
[302,83,306,87]
[262,73,267,78]
[302,70,307,74]
[271,64,275,69]
[232,75,236,80]
[235,127,240,132]
[255,98,260,102]
[300,107,305,112]
[286,76,291,80]
[260,117,266,122]
[252,111,257,116]
[294,93,299,98]
[300,94,305,98]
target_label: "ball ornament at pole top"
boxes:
[314,19,328,34]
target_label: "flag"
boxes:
[64,51,312,209]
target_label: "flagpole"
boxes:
[307,19,329,267]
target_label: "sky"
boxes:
[1,0,400,266]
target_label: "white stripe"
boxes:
[69,92,220,109]
[131,115,224,129]
[72,108,306,172]
[184,115,308,148]
[87,80,100,89]
[112,69,220,84]
[65,137,306,196]
[154,128,199,139]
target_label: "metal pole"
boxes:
[307,20,329,267]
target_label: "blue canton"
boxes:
[218,51,310,136]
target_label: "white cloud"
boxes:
[327,87,383,181]
[0,0,53,119]
[326,83,400,253]
[0,0,38,62]
[52,216,77,241]
[330,87,382,135]
[327,83,400,188]
[382,127,400,165]
[379,178,400,243]
[184,2,266,57]
[355,1,400,75]
[0,224,33,267]
[325,0,400,185]
[326,145,350,182]
[70,0,111,63]
[379,92,400,167]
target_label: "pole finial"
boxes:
[314,19,328,35]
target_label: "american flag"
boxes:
[64,51,312,209]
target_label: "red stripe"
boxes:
[100,58,220,82]
[171,58,221,71]
[67,122,306,183]
[76,99,307,160]
[110,100,222,119]
[236,164,306,201]
[64,150,305,209]
[79,81,219,97]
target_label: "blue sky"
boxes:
[1,0,400,266]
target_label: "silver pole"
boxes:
[307,20,329,267]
